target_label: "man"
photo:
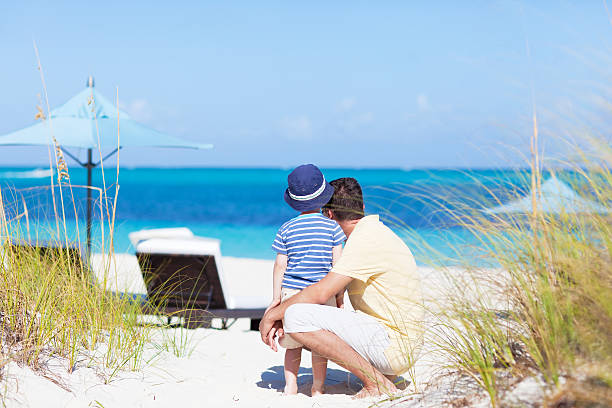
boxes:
[260,177,424,398]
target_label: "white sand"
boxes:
[1,256,521,407]
[3,319,373,408]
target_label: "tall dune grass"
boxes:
[415,141,612,406]
[0,191,156,381]
[0,51,196,389]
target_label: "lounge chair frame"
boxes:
[136,251,264,329]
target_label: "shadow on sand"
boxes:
[257,365,363,396]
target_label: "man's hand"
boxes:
[259,273,354,351]
[259,316,282,352]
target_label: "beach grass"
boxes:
[413,138,612,406]
[0,52,200,389]
[0,48,155,381]
[0,215,153,380]
[0,182,211,389]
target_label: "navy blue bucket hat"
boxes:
[284,164,335,212]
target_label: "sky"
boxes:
[1,1,611,168]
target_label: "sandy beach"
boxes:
[3,320,373,408]
[0,256,495,408]
[3,3,612,406]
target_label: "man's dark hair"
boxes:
[323,177,364,221]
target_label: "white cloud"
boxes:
[352,111,374,126]
[417,93,430,111]
[337,111,374,133]
[337,97,356,113]
[332,97,374,134]
[118,98,153,122]
[279,115,312,140]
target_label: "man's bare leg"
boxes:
[290,330,397,399]
[311,352,327,396]
[284,347,302,395]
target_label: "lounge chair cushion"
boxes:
[135,237,271,310]
[128,227,194,248]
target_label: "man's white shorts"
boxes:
[283,303,394,375]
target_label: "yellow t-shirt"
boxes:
[331,215,424,374]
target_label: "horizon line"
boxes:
[0,164,568,172]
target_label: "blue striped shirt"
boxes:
[272,213,346,290]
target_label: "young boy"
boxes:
[269,164,346,396]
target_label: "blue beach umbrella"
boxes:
[484,177,609,215]
[0,77,212,253]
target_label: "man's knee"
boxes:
[284,303,305,331]
[284,303,320,333]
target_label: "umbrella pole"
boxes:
[86,148,93,256]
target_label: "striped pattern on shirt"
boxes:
[272,213,346,290]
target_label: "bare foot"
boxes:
[283,382,298,395]
[311,383,325,396]
[352,384,398,399]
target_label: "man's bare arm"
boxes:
[269,272,352,319]
[260,272,353,347]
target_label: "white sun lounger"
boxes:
[128,227,195,248]
[135,235,272,329]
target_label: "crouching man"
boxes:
[260,177,424,398]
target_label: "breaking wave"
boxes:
[0,168,53,179]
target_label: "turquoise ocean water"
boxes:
[0,167,534,265]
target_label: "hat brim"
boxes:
[284,182,335,212]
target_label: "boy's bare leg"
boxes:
[311,352,327,396]
[284,347,302,395]
[290,330,397,399]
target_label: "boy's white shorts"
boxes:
[283,303,394,375]
[278,288,335,349]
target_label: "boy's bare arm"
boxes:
[335,291,345,308]
[332,245,345,308]
[269,254,288,309]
